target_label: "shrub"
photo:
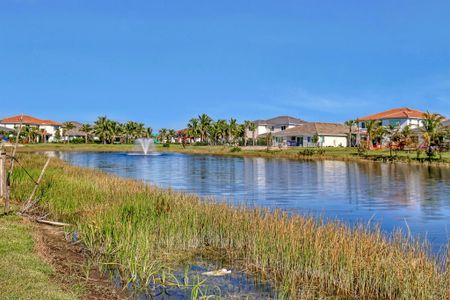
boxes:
[230,146,241,152]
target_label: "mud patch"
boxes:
[31,219,128,300]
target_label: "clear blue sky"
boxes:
[1,0,449,129]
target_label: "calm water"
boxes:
[53,151,450,251]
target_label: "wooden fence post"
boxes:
[1,147,7,214]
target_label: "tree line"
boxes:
[168,113,258,146]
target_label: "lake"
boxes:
[53,151,450,252]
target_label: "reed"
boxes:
[11,153,449,299]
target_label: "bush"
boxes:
[162,143,170,148]
[230,146,241,152]
[298,148,326,156]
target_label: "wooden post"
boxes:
[1,147,7,214]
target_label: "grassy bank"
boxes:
[0,214,78,300]
[18,143,450,165]
[10,153,449,299]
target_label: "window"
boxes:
[281,126,286,130]
[361,122,366,129]
[388,119,400,127]
[271,126,275,131]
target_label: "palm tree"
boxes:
[39,128,47,143]
[243,120,253,146]
[94,116,112,144]
[365,120,377,150]
[344,119,356,147]
[421,111,445,158]
[61,121,75,144]
[198,114,212,143]
[215,119,228,145]
[248,122,257,146]
[168,129,176,143]
[109,121,123,143]
[158,128,168,143]
[80,124,92,144]
[228,118,239,144]
[187,118,200,143]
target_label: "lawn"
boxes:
[0,214,78,300]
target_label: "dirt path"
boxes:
[31,219,129,300]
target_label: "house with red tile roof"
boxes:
[357,108,425,131]
[0,115,61,142]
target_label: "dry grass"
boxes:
[11,153,450,299]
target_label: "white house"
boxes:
[272,122,349,147]
[247,116,306,139]
[0,115,61,142]
[357,108,425,131]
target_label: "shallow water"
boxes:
[53,151,450,252]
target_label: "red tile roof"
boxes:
[358,108,425,121]
[0,115,61,126]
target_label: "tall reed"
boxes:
[11,154,449,299]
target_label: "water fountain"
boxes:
[133,138,157,155]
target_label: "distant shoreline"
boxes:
[17,143,450,167]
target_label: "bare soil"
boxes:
[31,218,129,300]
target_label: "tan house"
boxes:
[272,122,349,147]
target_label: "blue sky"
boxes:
[1,0,449,129]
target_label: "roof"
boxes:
[63,121,86,136]
[358,108,425,121]
[273,122,350,137]
[442,119,450,127]
[0,115,61,126]
[254,116,306,126]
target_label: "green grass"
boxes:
[10,153,450,299]
[0,214,78,300]
[18,143,450,165]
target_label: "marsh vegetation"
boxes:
[10,153,449,299]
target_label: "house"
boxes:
[62,121,87,141]
[272,122,349,147]
[357,107,425,131]
[248,116,306,139]
[0,115,61,142]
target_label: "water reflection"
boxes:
[53,151,450,251]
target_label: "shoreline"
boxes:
[17,143,450,167]
[8,152,449,299]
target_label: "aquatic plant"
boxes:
[11,153,449,299]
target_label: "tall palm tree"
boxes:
[135,123,148,139]
[109,121,123,143]
[187,118,200,143]
[39,128,47,143]
[365,120,377,150]
[80,124,92,144]
[344,119,356,147]
[243,120,252,146]
[228,118,238,144]
[168,129,176,143]
[248,122,257,146]
[198,114,212,143]
[94,116,112,144]
[158,128,168,143]
[124,121,137,144]
[61,121,75,144]
[421,111,445,158]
